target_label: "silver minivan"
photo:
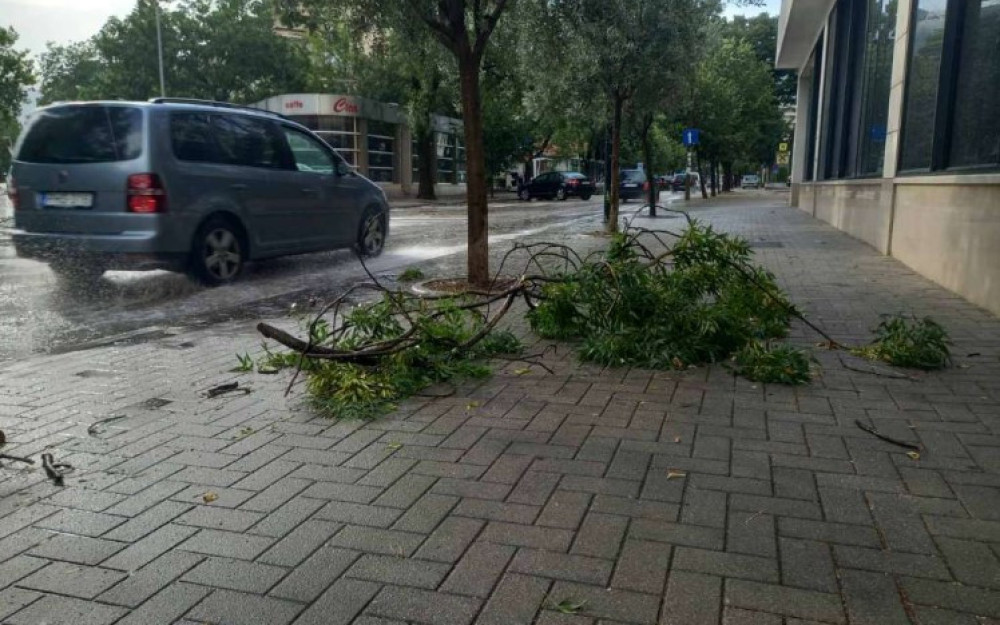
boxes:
[6,99,389,285]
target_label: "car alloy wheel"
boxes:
[518,188,531,201]
[203,227,242,282]
[358,209,386,257]
[556,187,567,201]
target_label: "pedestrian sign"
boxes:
[682,128,700,147]
[779,142,789,152]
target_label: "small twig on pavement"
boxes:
[855,419,921,452]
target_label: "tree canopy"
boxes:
[0,27,35,173]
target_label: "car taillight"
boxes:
[127,173,166,213]
[568,179,579,186]
[6,177,18,210]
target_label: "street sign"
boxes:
[778,142,789,152]
[776,152,790,165]
[682,128,700,147]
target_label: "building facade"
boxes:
[251,93,466,196]
[778,0,1000,314]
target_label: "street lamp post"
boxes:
[155,0,166,98]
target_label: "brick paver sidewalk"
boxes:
[1,193,999,624]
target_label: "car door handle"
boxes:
[230,183,248,191]
[301,187,317,195]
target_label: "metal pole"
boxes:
[155,0,166,98]
[684,150,692,201]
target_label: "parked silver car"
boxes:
[6,99,389,285]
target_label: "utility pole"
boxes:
[155,0,166,98]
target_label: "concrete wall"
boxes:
[811,182,893,253]
[892,182,1000,315]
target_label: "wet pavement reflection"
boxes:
[0,197,605,361]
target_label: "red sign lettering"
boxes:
[284,100,304,109]
[333,97,359,114]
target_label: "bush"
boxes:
[853,316,951,370]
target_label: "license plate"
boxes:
[40,192,94,208]
[624,183,638,188]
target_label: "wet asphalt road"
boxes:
[0,195,608,362]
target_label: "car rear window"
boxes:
[16,105,143,164]
[621,170,645,182]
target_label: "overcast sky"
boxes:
[3,0,782,60]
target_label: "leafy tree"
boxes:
[281,0,513,285]
[552,0,706,232]
[38,41,104,104]
[38,0,308,104]
[723,14,796,106]
[0,27,34,173]
[684,35,780,194]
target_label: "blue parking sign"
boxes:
[683,128,700,147]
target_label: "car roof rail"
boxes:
[147,98,289,120]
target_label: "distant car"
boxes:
[741,174,761,188]
[619,169,651,201]
[8,98,389,286]
[518,171,595,201]
[671,172,700,192]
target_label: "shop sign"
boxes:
[333,97,360,115]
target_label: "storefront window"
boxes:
[314,116,358,166]
[436,132,454,183]
[948,0,1000,169]
[456,135,466,183]
[368,120,396,183]
[899,0,947,171]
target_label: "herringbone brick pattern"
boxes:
[0,194,998,624]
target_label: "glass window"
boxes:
[288,115,320,130]
[212,115,284,169]
[318,116,355,133]
[170,112,217,163]
[805,41,823,182]
[17,105,143,164]
[283,128,335,174]
[855,0,895,176]
[948,0,1000,168]
[899,0,947,171]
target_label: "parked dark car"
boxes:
[518,171,595,201]
[619,169,649,201]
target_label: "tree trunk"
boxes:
[643,133,656,217]
[710,159,717,197]
[458,55,489,286]
[607,96,623,233]
[696,151,708,199]
[416,125,437,200]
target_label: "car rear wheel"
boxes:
[191,217,245,286]
[357,206,386,258]
[518,188,531,201]
[581,193,592,201]
[556,187,567,201]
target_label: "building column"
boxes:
[357,118,369,178]
[883,0,913,180]
[399,123,413,195]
